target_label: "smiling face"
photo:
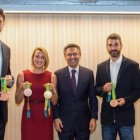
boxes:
[31,47,49,70]
[64,47,81,69]
[32,50,46,69]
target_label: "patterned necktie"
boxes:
[71,70,76,93]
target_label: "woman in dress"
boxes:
[15,47,58,140]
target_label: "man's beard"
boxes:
[109,50,120,57]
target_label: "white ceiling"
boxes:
[1,0,140,5]
[1,0,140,13]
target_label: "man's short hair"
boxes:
[106,33,122,46]
[63,43,81,55]
[0,8,6,21]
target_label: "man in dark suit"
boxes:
[95,33,140,140]
[0,8,14,140]
[53,43,98,140]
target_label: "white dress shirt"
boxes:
[110,55,122,85]
[68,66,79,86]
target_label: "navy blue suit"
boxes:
[53,66,98,140]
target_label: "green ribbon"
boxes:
[26,82,31,89]
[44,83,50,91]
[111,83,116,99]
[1,77,7,92]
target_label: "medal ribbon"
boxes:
[1,77,7,92]
[107,91,111,102]
[26,82,31,119]
[44,83,51,118]
[107,83,116,102]
[111,83,116,100]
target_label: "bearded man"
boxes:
[95,33,140,140]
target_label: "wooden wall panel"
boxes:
[0,13,140,140]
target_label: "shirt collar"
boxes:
[110,54,122,64]
[68,65,79,73]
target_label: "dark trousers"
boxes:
[58,131,89,140]
[58,120,90,140]
[0,102,6,140]
[0,119,6,140]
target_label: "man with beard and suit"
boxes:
[95,33,140,140]
[53,43,98,140]
[0,8,14,140]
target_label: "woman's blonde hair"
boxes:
[31,47,49,69]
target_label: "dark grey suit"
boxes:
[96,56,140,126]
[0,40,13,140]
[53,66,98,140]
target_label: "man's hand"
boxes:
[117,98,125,106]
[103,82,112,93]
[54,118,63,133]
[0,92,9,101]
[21,81,32,90]
[89,119,97,134]
[5,75,13,86]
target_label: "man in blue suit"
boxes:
[0,8,14,140]
[95,33,140,140]
[53,43,98,140]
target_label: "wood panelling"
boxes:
[1,13,140,140]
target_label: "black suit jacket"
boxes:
[0,41,12,122]
[95,56,140,126]
[53,66,98,132]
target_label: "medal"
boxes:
[24,88,32,97]
[44,83,52,118]
[110,99,118,107]
[24,82,32,118]
[44,91,52,99]
[24,82,32,97]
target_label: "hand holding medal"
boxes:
[110,83,119,107]
[23,82,32,97]
[44,83,52,118]
[44,83,52,99]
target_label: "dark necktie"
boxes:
[71,70,76,93]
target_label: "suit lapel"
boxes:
[1,42,6,76]
[105,59,111,82]
[116,56,126,86]
[64,66,71,85]
[64,66,75,96]
[76,66,82,94]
